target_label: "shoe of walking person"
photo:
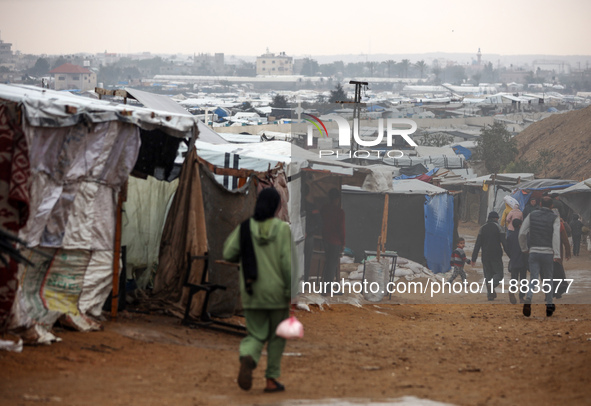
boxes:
[523,301,531,317]
[546,304,556,317]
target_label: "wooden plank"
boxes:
[377,194,389,261]
[110,181,127,319]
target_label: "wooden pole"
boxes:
[376,194,389,261]
[111,181,127,319]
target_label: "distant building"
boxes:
[532,60,571,75]
[0,37,12,60]
[256,51,293,76]
[193,53,225,75]
[500,69,531,84]
[0,32,15,71]
[49,63,97,91]
[96,52,120,66]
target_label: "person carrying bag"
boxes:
[223,187,295,393]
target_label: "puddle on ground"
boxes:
[275,397,455,406]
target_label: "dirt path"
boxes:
[1,222,591,406]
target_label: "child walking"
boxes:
[448,237,471,283]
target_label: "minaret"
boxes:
[477,48,482,65]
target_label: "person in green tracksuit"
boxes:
[223,187,294,393]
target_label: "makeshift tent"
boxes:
[506,178,578,213]
[118,90,227,295]
[151,138,428,316]
[458,173,535,224]
[0,84,198,341]
[342,179,455,273]
[556,178,591,224]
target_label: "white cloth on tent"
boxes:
[19,121,140,250]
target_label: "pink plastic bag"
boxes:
[275,316,304,339]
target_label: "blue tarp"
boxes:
[452,145,472,160]
[510,180,578,210]
[214,107,229,118]
[424,194,454,273]
[367,105,386,112]
[512,190,530,211]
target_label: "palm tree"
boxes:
[384,60,395,78]
[431,60,442,84]
[366,61,377,77]
[400,59,411,78]
[414,60,427,79]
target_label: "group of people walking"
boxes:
[452,193,585,318]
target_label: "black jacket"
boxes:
[505,229,526,270]
[523,204,539,219]
[570,219,584,237]
[472,220,506,262]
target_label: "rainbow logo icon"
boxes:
[303,113,328,138]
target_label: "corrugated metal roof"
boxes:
[125,87,190,116]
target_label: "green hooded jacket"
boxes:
[223,217,293,309]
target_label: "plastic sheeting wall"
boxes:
[19,121,141,250]
[424,194,454,274]
[199,164,258,317]
[122,176,179,287]
[342,192,427,266]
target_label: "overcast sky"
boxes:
[1,0,591,58]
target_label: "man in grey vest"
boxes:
[518,196,561,317]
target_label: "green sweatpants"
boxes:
[240,308,289,379]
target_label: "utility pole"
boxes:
[350,80,367,153]
[336,80,367,157]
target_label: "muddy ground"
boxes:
[1,222,591,406]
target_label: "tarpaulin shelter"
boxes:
[99,88,231,322]
[505,178,578,213]
[555,178,591,224]
[342,179,456,274]
[455,173,535,224]
[117,91,228,297]
[152,139,399,317]
[0,84,199,342]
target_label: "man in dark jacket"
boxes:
[550,193,567,220]
[472,211,507,301]
[518,196,560,317]
[569,214,584,256]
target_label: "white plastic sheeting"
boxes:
[19,120,140,250]
[343,179,447,196]
[0,84,198,139]
[556,178,591,224]
[122,176,179,287]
